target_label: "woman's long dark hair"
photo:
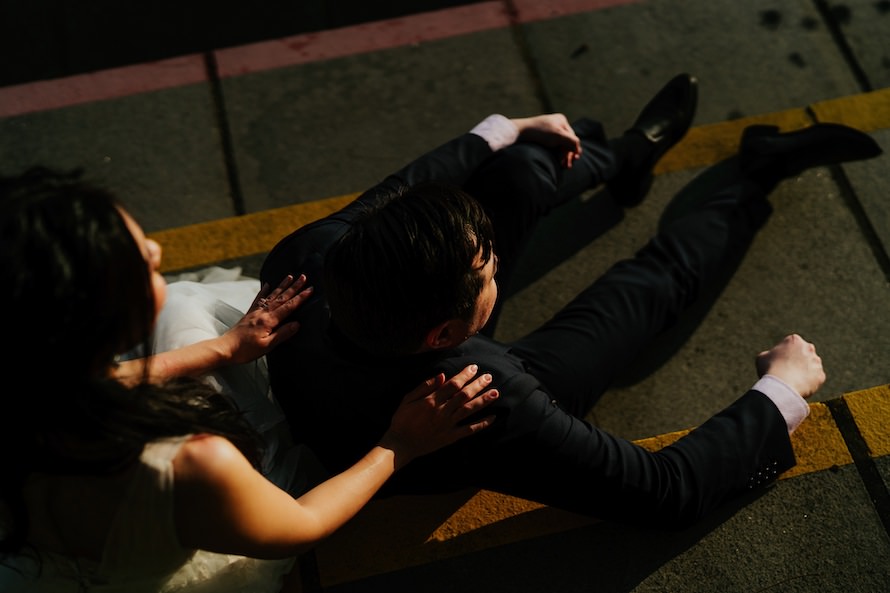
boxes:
[0,167,263,554]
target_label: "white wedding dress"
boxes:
[0,268,319,593]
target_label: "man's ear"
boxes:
[424,319,469,350]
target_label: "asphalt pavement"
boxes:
[1,1,888,591]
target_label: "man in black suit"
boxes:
[260,74,881,528]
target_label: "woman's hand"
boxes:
[114,275,311,385]
[756,334,826,398]
[511,113,583,169]
[221,274,313,364]
[380,364,499,467]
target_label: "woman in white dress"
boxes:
[0,167,499,593]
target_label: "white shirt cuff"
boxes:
[469,114,519,151]
[752,374,810,434]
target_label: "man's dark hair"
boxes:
[324,181,495,356]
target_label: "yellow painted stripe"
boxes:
[810,87,890,133]
[782,402,853,479]
[844,384,890,457]
[151,194,356,273]
[149,88,890,274]
[656,110,814,174]
[659,87,890,174]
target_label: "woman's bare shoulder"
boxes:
[173,434,249,485]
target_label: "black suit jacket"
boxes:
[260,131,796,530]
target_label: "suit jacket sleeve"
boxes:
[654,389,796,525]
[533,387,797,529]
[414,382,798,531]
[261,131,494,286]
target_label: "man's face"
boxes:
[466,249,499,337]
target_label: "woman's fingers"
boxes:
[403,365,499,428]
[253,274,313,316]
[402,364,477,405]
[439,372,498,427]
[442,372,493,408]
[265,274,307,305]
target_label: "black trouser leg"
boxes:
[508,168,771,416]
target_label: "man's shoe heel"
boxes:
[739,125,781,152]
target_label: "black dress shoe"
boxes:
[739,123,883,191]
[607,73,699,207]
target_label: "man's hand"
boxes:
[511,113,583,169]
[756,334,826,398]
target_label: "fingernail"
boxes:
[469,364,478,373]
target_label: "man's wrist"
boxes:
[753,374,810,434]
[469,114,519,151]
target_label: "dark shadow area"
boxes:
[498,157,759,390]
[324,487,769,593]
[0,0,483,87]
[501,188,626,300]
[611,156,755,387]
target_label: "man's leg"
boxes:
[464,117,616,288]
[466,72,700,293]
[469,75,700,334]
[508,122,882,417]
[508,164,770,416]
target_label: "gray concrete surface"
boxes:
[0,0,888,591]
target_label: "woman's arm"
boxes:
[113,275,311,385]
[172,365,499,558]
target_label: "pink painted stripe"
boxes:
[0,55,208,118]
[216,2,511,78]
[511,0,640,21]
[0,0,641,118]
